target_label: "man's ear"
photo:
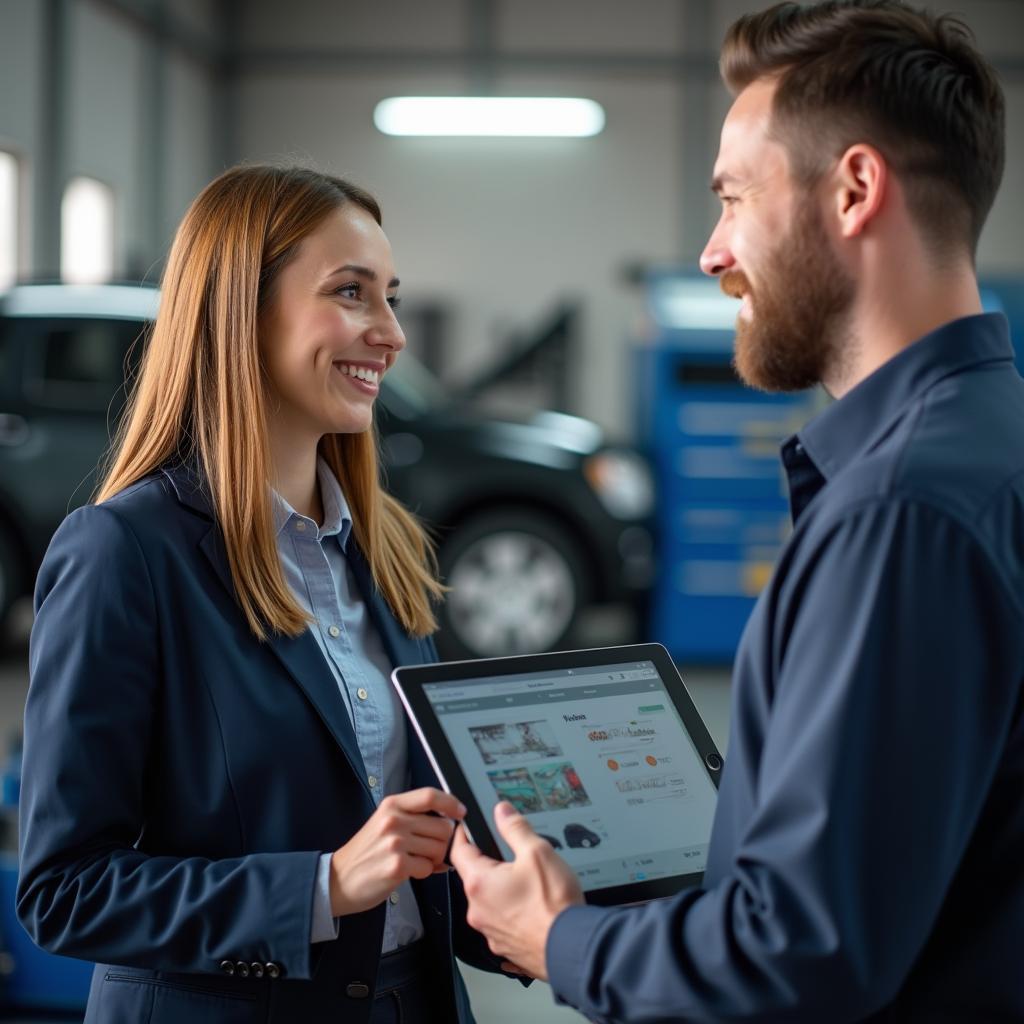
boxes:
[832,143,888,239]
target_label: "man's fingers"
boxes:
[450,822,506,879]
[493,800,538,853]
[448,823,480,872]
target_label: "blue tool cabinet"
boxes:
[635,273,817,663]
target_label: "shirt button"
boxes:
[368,775,378,789]
[389,891,400,905]
[294,521,306,532]
[357,687,368,701]
[328,625,341,638]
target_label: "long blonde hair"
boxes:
[97,165,443,640]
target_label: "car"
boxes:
[563,823,601,849]
[537,834,564,850]
[0,283,655,657]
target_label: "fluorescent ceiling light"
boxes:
[374,97,605,137]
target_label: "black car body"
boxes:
[0,284,654,657]
[563,823,601,849]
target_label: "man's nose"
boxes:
[699,225,734,277]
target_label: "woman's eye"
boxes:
[388,296,402,311]
[336,282,360,299]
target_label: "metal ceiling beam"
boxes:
[234,48,722,78]
[79,1,1024,82]
[86,0,221,69]
[36,0,72,278]
[466,0,497,93]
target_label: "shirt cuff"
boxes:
[546,904,608,1011]
[310,852,341,944]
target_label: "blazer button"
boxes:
[346,982,370,999]
[235,961,250,978]
[265,962,281,979]
[249,962,265,978]
[220,960,235,975]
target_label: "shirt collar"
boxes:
[796,313,1013,481]
[271,456,354,549]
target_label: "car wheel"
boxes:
[437,508,591,659]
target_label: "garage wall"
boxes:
[68,2,148,276]
[234,0,1024,435]
[164,46,220,259]
[237,68,683,428]
[236,0,694,434]
[0,0,46,276]
[2,0,1021,432]
[0,0,221,282]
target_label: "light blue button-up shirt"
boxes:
[272,458,424,950]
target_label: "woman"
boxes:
[16,165,502,1024]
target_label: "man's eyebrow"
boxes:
[710,173,739,195]
[328,264,400,288]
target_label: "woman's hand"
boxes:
[329,787,466,917]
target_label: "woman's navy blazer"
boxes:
[17,464,495,1023]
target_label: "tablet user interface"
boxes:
[423,659,718,893]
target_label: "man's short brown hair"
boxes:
[721,0,1005,261]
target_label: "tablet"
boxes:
[392,643,723,907]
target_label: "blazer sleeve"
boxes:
[17,504,321,979]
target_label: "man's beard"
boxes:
[721,204,855,393]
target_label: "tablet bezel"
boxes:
[392,642,723,907]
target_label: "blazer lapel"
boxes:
[161,463,417,799]
[195,527,373,799]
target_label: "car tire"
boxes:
[436,507,592,660]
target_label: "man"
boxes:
[450,2,1024,1020]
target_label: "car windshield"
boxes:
[384,351,447,416]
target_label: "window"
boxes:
[61,176,115,284]
[23,317,144,412]
[0,151,18,291]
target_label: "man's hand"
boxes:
[450,801,584,980]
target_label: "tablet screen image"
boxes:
[394,644,723,906]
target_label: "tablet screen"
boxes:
[421,657,718,894]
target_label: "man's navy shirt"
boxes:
[548,313,1024,1022]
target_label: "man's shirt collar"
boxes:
[797,313,1013,483]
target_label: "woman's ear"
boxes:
[832,143,888,239]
